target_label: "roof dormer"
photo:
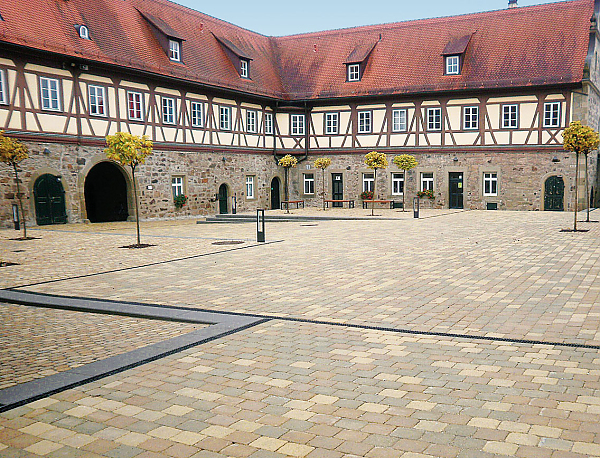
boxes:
[442,34,473,75]
[344,39,378,82]
[138,10,185,63]
[76,25,90,40]
[213,33,253,79]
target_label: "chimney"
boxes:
[508,0,517,8]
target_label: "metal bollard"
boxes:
[413,197,420,219]
[257,209,265,242]
[12,204,20,230]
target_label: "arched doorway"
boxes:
[544,176,564,211]
[34,174,67,225]
[218,183,228,214]
[85,162,129,222]
[270,177,281,209]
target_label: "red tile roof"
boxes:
[0,0,593,101]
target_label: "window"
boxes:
[348,63,360,82]
[264,112,273,134]
[421,172,434,191]
[543,102,561,128]
[363,173,374,192]
[240,59,249,78]
[169,40,181,62]
[246,110,257,133]
[358,111,371,133]
[392,109,407,132]
[427,107,441,131]
[325,112,339,135]
[78,25,89,39]
[127,92,143,121]
[88,85,106,116]
[190,101,203,127]
[392,173,404,195]
[40,77,61,111]
[220,106,231,130]
[172,176,184,198]
[303,173,315,194]
[445,55,460,75]
[502,104,518,129]
[246,176,255,199]
[0,69,7,105]
[483,172,498,196]
[291,114,305,136]
[463,106,478,130]
[162,97,176,125]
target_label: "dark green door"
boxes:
[449,172,463,209]
[34,174,67,225]
[218,184,228,214]
[544,176,564,211]
[271,177,280,209]
[332,173,343,207]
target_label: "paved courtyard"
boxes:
[0,209,599,457]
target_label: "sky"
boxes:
[173,0,570,36]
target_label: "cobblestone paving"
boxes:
[0,303,204,389]
[1,321,599,458]
[19,210,600,347]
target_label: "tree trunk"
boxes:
[371,168,377,216]
[13,162,27,239]
[573,151,579,232]
[402,170,406,212]
[585,152,590,222]
[322,168,326,210]
[284,167,289,214]
[132,165,141,245]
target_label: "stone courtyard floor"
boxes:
[0,209,599,457]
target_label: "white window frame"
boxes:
[246,175,255,199]
[40,77,61,111]
[483,172,498,196]
[303,173,315,195]
[463,106,478,130]
[79,25,90,39]
[392,109,407,132]
[291,114,305,136]
[246,110,257,133]
[543,102,561,128]
[502,104,518,129]
[325,112,339,135]
[127,91,144,121]
[190,101,204,128]
[220,106,231,130]
[348,63,360,82]
[421,172,434,191]
[169,39,181,62]
[171,176,184,198]
[358,111,372,134]
[88,85,106,117]
[0,69,7,105]
[427,107,441,131]
[445,55,460,75]
[391,172,404,196]
[363,173,374,192]
[264,112,273,134]
[162,97,176,125]
[240,59,249,78]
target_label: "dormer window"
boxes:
[347,64,360,82]
[240,59,249,78]
[169,39,181,62]
[445,55,460,75]
[78,25,90,39]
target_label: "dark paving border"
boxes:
[0,290,268,412]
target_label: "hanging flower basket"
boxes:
[360,191,374,200]
[416,189,435,200]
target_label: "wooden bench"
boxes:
[281,200,305,210]
[324,199,355,208]
[362,199,394,209]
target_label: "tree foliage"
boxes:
[392,154,418,172]
[314,157,331,170]
[278,154,298,168]
[105,132,153,169]
[0,131,30,238]
[563,121,600,153]
[364,151,388,169]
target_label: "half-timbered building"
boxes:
[1,0,599,225]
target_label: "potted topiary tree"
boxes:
[364,151,388,215]
[392,154,418,211]
[314,157,331,210]
[278,154,298,214]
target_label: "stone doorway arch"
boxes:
[84,162,129,222]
